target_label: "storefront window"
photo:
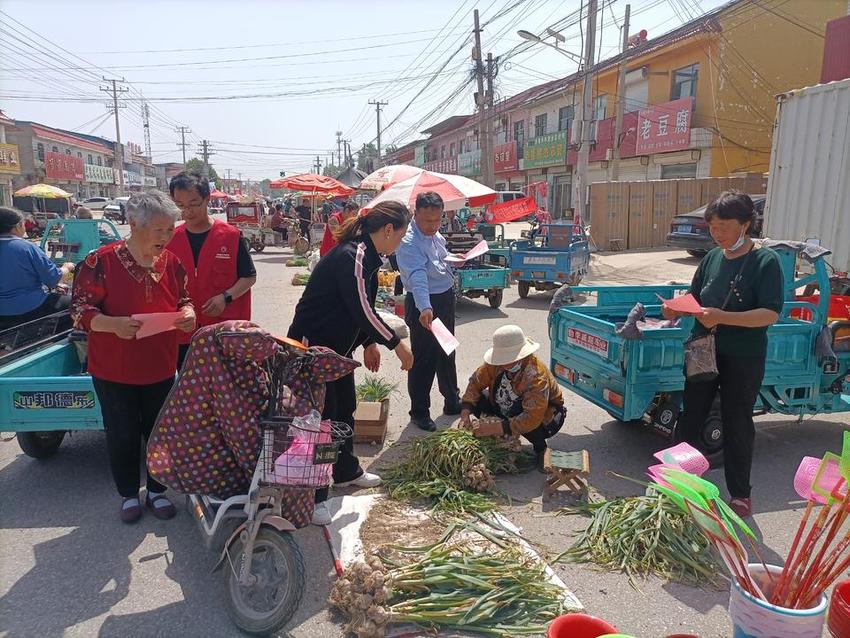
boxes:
[449,142,455,156]
[552,175,572,219]
[558,106,574,132]
[534,114,548,137]
[87,154,93,164]
[77,151,83,158]
[37,143,44,161]
[51,146,58,153]
[660,163,697,179]
[97,156,102,166]
[672,63,699,100]
[65,149,71,155]
[593,96,607,121]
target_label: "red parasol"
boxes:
[209,189,229,199]
[269,173,354,196]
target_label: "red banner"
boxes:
[635,97,693,155]
[493,141,518,173]
[44,151,84,181]
[485,196,538,224]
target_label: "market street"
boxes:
[2,240,845,638]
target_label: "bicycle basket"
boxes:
[258,414,351,489]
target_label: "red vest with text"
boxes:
[167,219,251,343]
[320,211,344,257]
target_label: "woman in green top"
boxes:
[664,191,784,518]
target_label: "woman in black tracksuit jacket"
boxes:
[288,201,414,515]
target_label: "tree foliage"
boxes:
[185,157,221,188]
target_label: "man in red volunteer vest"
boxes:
[319,200,358,257]
[167,170,257,367]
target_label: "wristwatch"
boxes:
[223,292,233,305]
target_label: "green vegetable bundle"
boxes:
[557,490,722,587]
[291,273,310,286]
[286,257,308,267]
[330,523,571,638]
[355,375,398,402]
[383,429,534,513]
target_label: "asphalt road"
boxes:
[1,235,846,638]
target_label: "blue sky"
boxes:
[0,0,725,180]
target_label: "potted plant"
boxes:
[353,375,397,445]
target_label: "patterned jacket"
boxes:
[461,354,564,435]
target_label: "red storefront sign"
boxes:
[423,157,457,174]
[44,151,84,181]
[493,141,518,173]
[485,196,537,224]
[635,97,693,155]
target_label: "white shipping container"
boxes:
[764,78,850,272]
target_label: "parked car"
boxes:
[82,196,110,211]
[103,197,130,224]
[666,195,765,257]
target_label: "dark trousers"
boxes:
[299,220,311,242]
[177,343,190,372]
[92,376,174,498]
[679,353,766,499]
[0,292,71,331]
[405,288,460,419]
[471,395,565,454]
[315,372,362,503]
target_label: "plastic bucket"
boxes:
[548,613,618,638]
[827,580,850,637]
[729,564,827,638]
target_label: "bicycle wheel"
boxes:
[224,527,305,636]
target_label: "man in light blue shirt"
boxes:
[395,191,462,431]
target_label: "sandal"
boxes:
[120,497,142,524]
[146,492,177,520]
[729,497,752,518]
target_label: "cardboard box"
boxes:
[353,398,389,445]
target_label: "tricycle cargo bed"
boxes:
[550,301,850,422]
[0,341,102,432]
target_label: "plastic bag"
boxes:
[273,411,333,487]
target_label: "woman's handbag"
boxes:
[684,249,754,382]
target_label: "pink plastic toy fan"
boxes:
[653,442,710,477]
[811,453,847,504]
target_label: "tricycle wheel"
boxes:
[517,281,530,299]
[17,431,65,459]
[698,396,724,466]
[488,289,503,309]
[251,242,265,253]
[224,527,305,636]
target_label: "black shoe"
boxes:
[443,402,463,416]
[411,417,437,432]
[535,451,547,473]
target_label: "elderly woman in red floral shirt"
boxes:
[72,190,195,523]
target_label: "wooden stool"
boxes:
[543,449,590,500]
[609,238,624,251]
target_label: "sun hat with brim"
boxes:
[484,325,540,366]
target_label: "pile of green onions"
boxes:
[330,522,571,637]
[557,491,723,588]
[383,429,534,513]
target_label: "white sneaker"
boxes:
[311,502,332,526]
[334,471,382,489]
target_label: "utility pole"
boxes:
[473,10,492,187]
[611,4,631,181]
[574,0,598,222]
[175,126,191,166]
[100,77,128,196]
[199,140,214,179]
[484,51,496,185]
[141,100,152,160]
[314,155,323,174]
[368,100,388,168]
[335,130,343,166]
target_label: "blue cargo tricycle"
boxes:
[549,241,850,459]
[445,231,511,309]
[510,224,590,299]
[40,218,121,265]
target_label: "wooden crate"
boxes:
[353,398,389,445]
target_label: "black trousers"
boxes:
[0,292,71,331]
[679,353,766,499]
[405,288,460,419]
[299,220,311,242]
[472,395,565,454]
[92,376,174,498]
[315,372,362,504]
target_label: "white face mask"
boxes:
[726,227,747,253]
